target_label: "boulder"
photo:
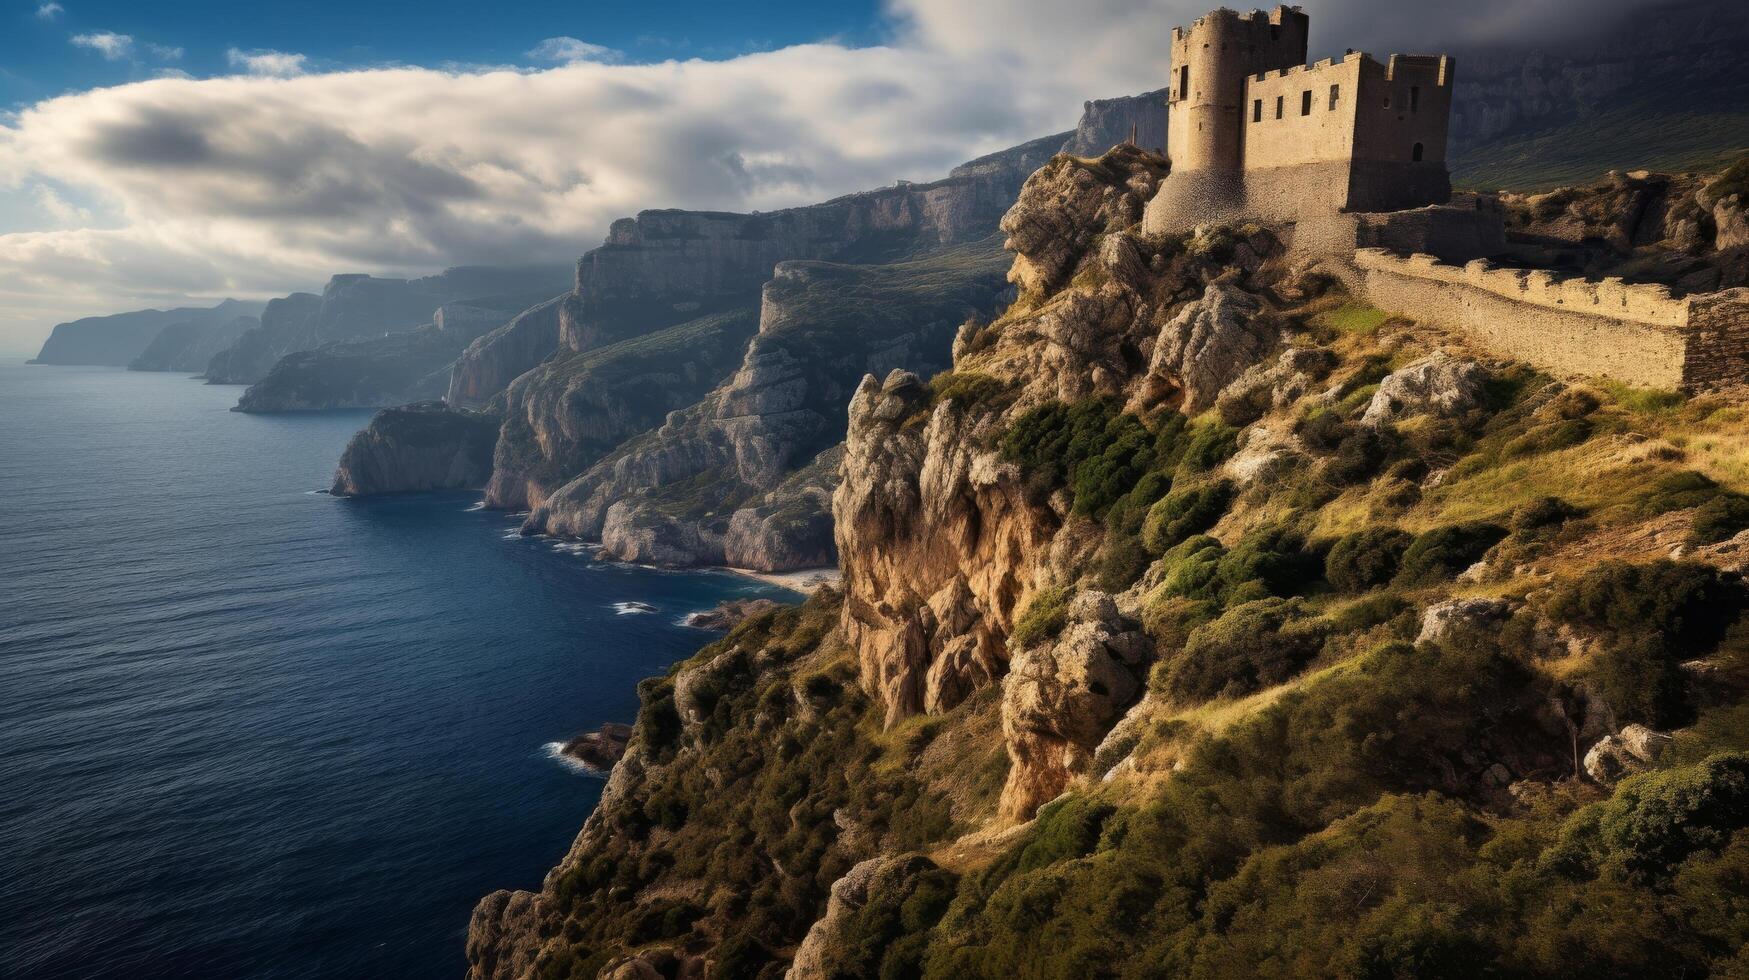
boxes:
[1584,723,1672,784]
[1362,353,1488,427]
[1417,598,1512,646]
[683,598,785,631]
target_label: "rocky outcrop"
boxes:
[999,592,1150,820]
[559,722,633,770]
[330,402,500,496]
[234,296,547,412]
[1362,353,1489,426]
[1584,723,1672,784]
[128,314,259,373]
[521,246,1008,570]
[205,265,569,386]
[682,598,784,630]
[1418,598,1513,646]
[1137,283,1273,413]
[32,298,264,367]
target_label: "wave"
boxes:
[464,500,486,512]
[612,601,657,615]
[542,742,607,778]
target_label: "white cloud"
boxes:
[35,2,64,21]
[145,43,183,61]
[1,0,1664,349]
[225,48,308,77]
[31,183,92,224]
[526,37,620,64]
[70,31,132,60]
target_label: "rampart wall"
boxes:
[1354,249,1749,391]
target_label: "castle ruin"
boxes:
[1140,4,1749,393]
[1143,5,1454,233]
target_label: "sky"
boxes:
[0,0,1662,352]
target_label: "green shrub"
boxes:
[1001,399,1158,517]
[1160,598,1328,701]
[1395,522,1506,586]
[928,371,1010,412]
[1155,535,1227,602]
[1141,480,1234,555]
[1175,419,1240,473]
[1011,586,1072,649]
[1503,417,1593,458]
[1140,594,1219,651]
[1690,493,1749,545]
[1544,560,1747,727]
[1218,523,1319,599]
[1326,527,1414,593]
[1093,533,1152,593]
[1550,753,1749,882]
[1509,496,1578,536]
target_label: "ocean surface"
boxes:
[0,359,796,978]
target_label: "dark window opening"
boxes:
[1301,90,1312,116]
[1253,99,1262,122]
[1275,95,1284,119]
[1410,86,1421,111]
[1329,83,1340,110]
[1412,142,1425,162]
[1271,25,1280,40]
[1384,94,1392,109]
[1180,66,1189,100]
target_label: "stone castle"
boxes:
[1140,5,1749,392]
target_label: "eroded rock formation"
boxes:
[330,402,500,496]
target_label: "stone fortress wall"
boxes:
[1355,250,1749,391]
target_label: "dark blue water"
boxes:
[0,360,794,979]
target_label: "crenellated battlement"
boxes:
[1356,250,1691,328]
[1354,249,1749,390]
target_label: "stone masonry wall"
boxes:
[1355,249,1713,390]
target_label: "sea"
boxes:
[0,358,797,978]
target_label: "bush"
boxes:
[1140,594,1219,651]
[1549,753,1749,882]
[1001,399,1158,517]
[1174,419,1240,473]
[1690,493,1749,545]
[1218,523,1319,599]
[1141,480,1234,555]
[1093,533,1152,593]
[1395,522,1506,586]
[1156,535,1227,602]
[1543,560,1747,727]
[1159,598,1328,701]
[1509,496,1578,536]
[1325,527,1414,593]
[1011,586,1072,649]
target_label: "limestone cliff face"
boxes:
[128,314,259,373]
[523,243,1009,571]
[204,265,570,386]
[33,299,265,368]
[330,402,500,496]
[1060,88,1169,157]
[472,136,1066,541]
[483,310,761,512]
[834,146,1290,815]
[446,297,566,410]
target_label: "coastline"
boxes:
[722,565,841,595]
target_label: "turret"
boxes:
[1165,6,1308,176]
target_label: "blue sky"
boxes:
[2,0,887,108]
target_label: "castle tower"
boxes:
[1152,6,1309,228]
[1143,5,1457,235]
[1165,6,1309,178]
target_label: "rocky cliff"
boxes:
[233,295,559,412]
[468,146,1749,980]
[128,314,259,373]
[1059,88,1168,157]
[32,299,264,367]
[204,265,570,387]
[329,401,500,497]
[521,240,1012,571]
